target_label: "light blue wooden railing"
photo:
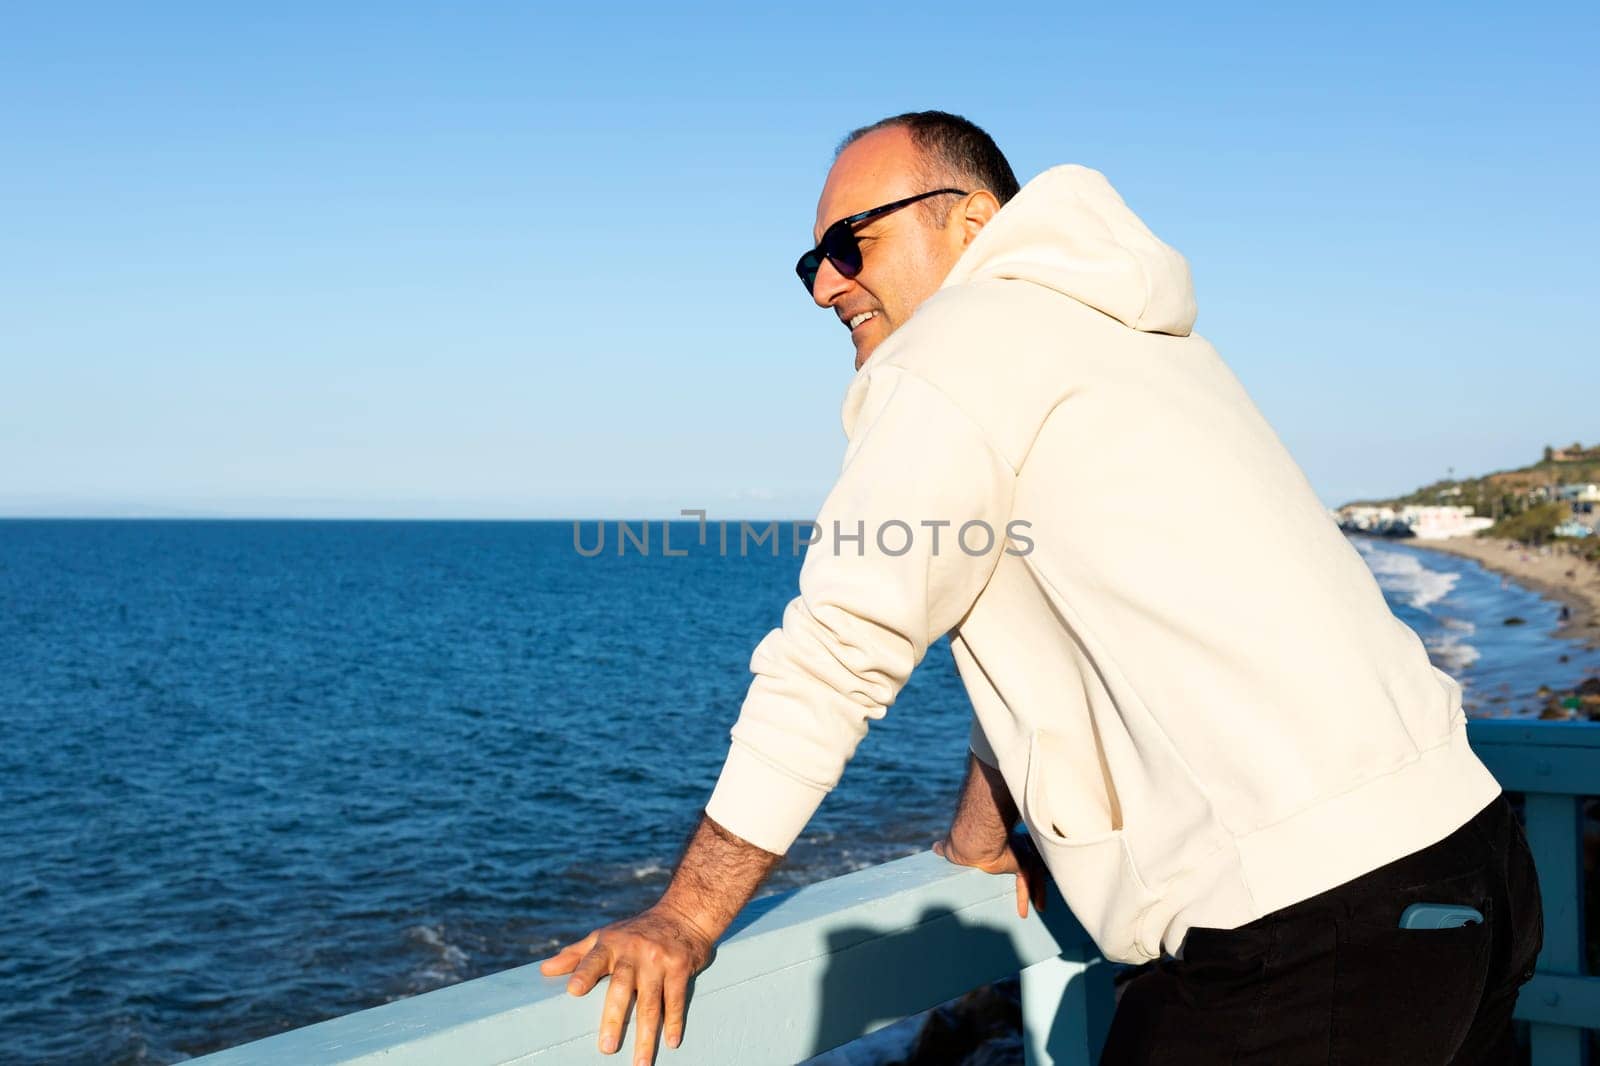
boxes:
[1468,721,1597,1065]
[191,720,1595,1065]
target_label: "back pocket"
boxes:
[1331,875,1493,1061]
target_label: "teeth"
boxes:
[848,311,877,329]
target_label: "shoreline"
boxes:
[1398,534,1600,652]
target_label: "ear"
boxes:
[955,190,1000,249]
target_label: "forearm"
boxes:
[947,751,1019,856]
[657,812,784,942]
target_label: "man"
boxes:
[540,111,1543,1064]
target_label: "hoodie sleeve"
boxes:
[703,366,1017,855]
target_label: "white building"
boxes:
[1397,505,1495,540]
[1336,505,1396,532]
[1555,483,1600,503]
[1334,504,1492,539]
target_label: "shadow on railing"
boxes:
[189,720,1595,1066]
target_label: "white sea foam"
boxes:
[1353,539,1460,612]
[404,923,469,990]
[408,923,460,956]
[1424,630,1482,673]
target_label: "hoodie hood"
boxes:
[938,164,1196,336]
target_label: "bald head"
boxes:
[806,116,1012,370]
[835,111,1020,224]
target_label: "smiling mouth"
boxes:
[846,310,880,332]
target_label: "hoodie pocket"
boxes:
[1022,727,1163,963]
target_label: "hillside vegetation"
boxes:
[1341,441,1599,560]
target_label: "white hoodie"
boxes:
[704,164,1500,963]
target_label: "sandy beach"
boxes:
[1405,535,1600,651]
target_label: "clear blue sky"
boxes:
[3,3,1595,518]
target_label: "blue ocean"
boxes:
[3,521,1596,1064]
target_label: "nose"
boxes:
[811,255,853,310]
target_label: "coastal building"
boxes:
[1398,504,1495,540]
[1555,483,1600,504]
[1333,504,1492,539]
[1335,504,1396,532]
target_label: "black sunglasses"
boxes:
[795,188,968,294]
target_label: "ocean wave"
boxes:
[1354,539,1460,611]
[402,923,470,994]
[1424,629,1482,674]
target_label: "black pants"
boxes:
[1100,792,1544,1065]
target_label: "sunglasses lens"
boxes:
[795,222,863,294]
[796,251,822,293]
[821,225,862,278]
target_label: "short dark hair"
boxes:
[836,110,1020,225]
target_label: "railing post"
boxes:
[1523,791,1589,1066]
[1019,946,1115,1065]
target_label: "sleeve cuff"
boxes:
[703,740,830,856]
[968,715,1000,769]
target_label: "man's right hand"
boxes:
[933,826,1050,918]
[933,752,1049,919]
[538,900,715,1064]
